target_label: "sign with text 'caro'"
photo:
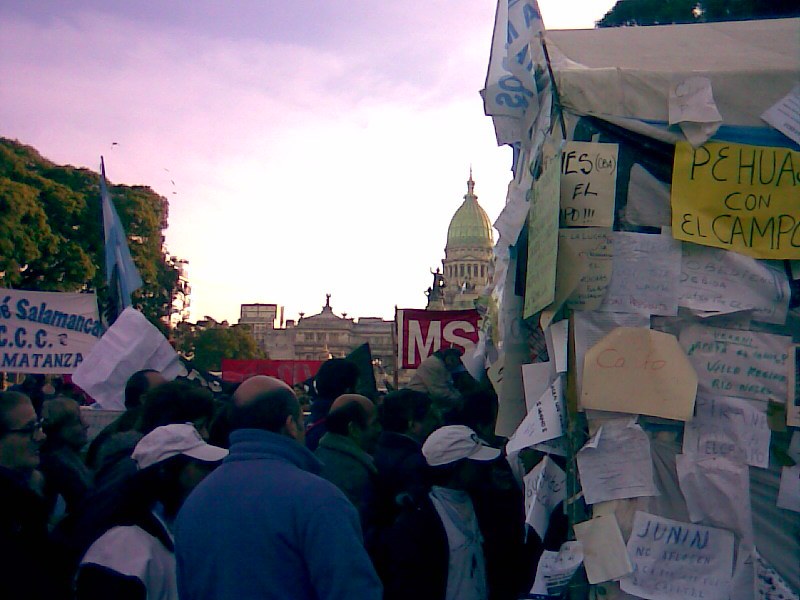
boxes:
[0,288,102,373]
[396,309,480,369]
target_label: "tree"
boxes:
[188,325,264,373]
[597,0,799,27]
[0,138,184,331]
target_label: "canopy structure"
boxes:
[546,18,800,128]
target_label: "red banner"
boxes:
[396,309,480,369]
[221,359,324,386]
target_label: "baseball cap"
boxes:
[132,423,228,470]
[422,425,501,467]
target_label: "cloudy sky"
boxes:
[1,1,615,324]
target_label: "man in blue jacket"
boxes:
[175,378,382,600]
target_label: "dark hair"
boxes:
[379,389,432,433]
[138,381,215,435]
[450,390,499,431]
[314,359,359,399]
[229,388,299,433]
[0,391,30,433]
[326,401,370,436]
[124,369,161,410]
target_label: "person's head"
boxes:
[41,396,88,451]
[138,381,216,439]
[449,390,499,442]
[229,387,304,443]
[380,389,440,443]
[314,358,359,400]
[125,369,166,410]
[132,423,228,517]
[0,391,46,473]
[422,425,500,491]
[232,375,291,407]
[435,347,464,373]
[326,394,381,453]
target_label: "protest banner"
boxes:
[395,308,480,369]
[222,359,323,386]
[560,141,618,228]
[679,325,791,402]
[524,143,561,318]
[0,288,102,374]
[621,511,735,600]
[671,141,800,259]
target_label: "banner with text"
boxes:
[396,309,480,369]
[0,288,102,374]
[671,141,800,259]
[221,359,324,387]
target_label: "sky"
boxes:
[0,0,616,324]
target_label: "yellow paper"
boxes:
[671,141,800,259]
[581,327,698,421]
[574,514,633,584]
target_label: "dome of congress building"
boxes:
[446,173,494,250]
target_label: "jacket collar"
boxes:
[228,429,323,475]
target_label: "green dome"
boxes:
[446,176,493,249]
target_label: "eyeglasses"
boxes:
[2,419,44,438]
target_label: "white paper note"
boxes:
[573,514,632,584]
[679,244,791,325]
[682,394,771,468]
[520,360,554,412]
[599,232,681,316]
[530,541,584,597]
[621,511,735,600]
[676,454,753,546]
[669,76,723,145]
[508,376,565,454]
[761,83,800,146]
[680,325,792,402]
[576,420,658,505]
[777,466,800,513]
[524,456,566,539]
[545,320,569,374]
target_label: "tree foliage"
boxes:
[597,0,799,27]
[0,137,182,331]
[182,325,264,373]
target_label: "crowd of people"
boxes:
[0,350,566,600]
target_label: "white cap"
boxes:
[132,423,228,470]
[422,425,501,467]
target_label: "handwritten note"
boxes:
[581,327,698,421]
[671,141,800,260]
[761,83,800,146]
[679,243,791,325]
[777,466,800,513]
[524,144,562,318]
[574,514,632,584]
[576,420,658,505]
[754,550,800,600]
[679,325,791,402]
[560,228,614,311]
[559,141,618,228]
[508,376,565,454]
[682,394,770,468]
[524,456,566,539]
[599,232,681,316]
[530,541,583,598]
[621,511,734,600]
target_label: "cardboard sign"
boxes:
[581,327,698,421]
[560,141,618,227]
[0,288,102,374]
[395,308,479,369]
[671,141,800,259]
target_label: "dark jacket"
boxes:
[0,467,60,600]
[382,493,448,600]
[373,431,430,521]
[40,444,94,514]
[315,432,377,518]
[305,396,335,452]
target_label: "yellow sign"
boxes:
[671,141,800,259]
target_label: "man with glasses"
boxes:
[0,390,59,599]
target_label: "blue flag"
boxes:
[100,157,142,309]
